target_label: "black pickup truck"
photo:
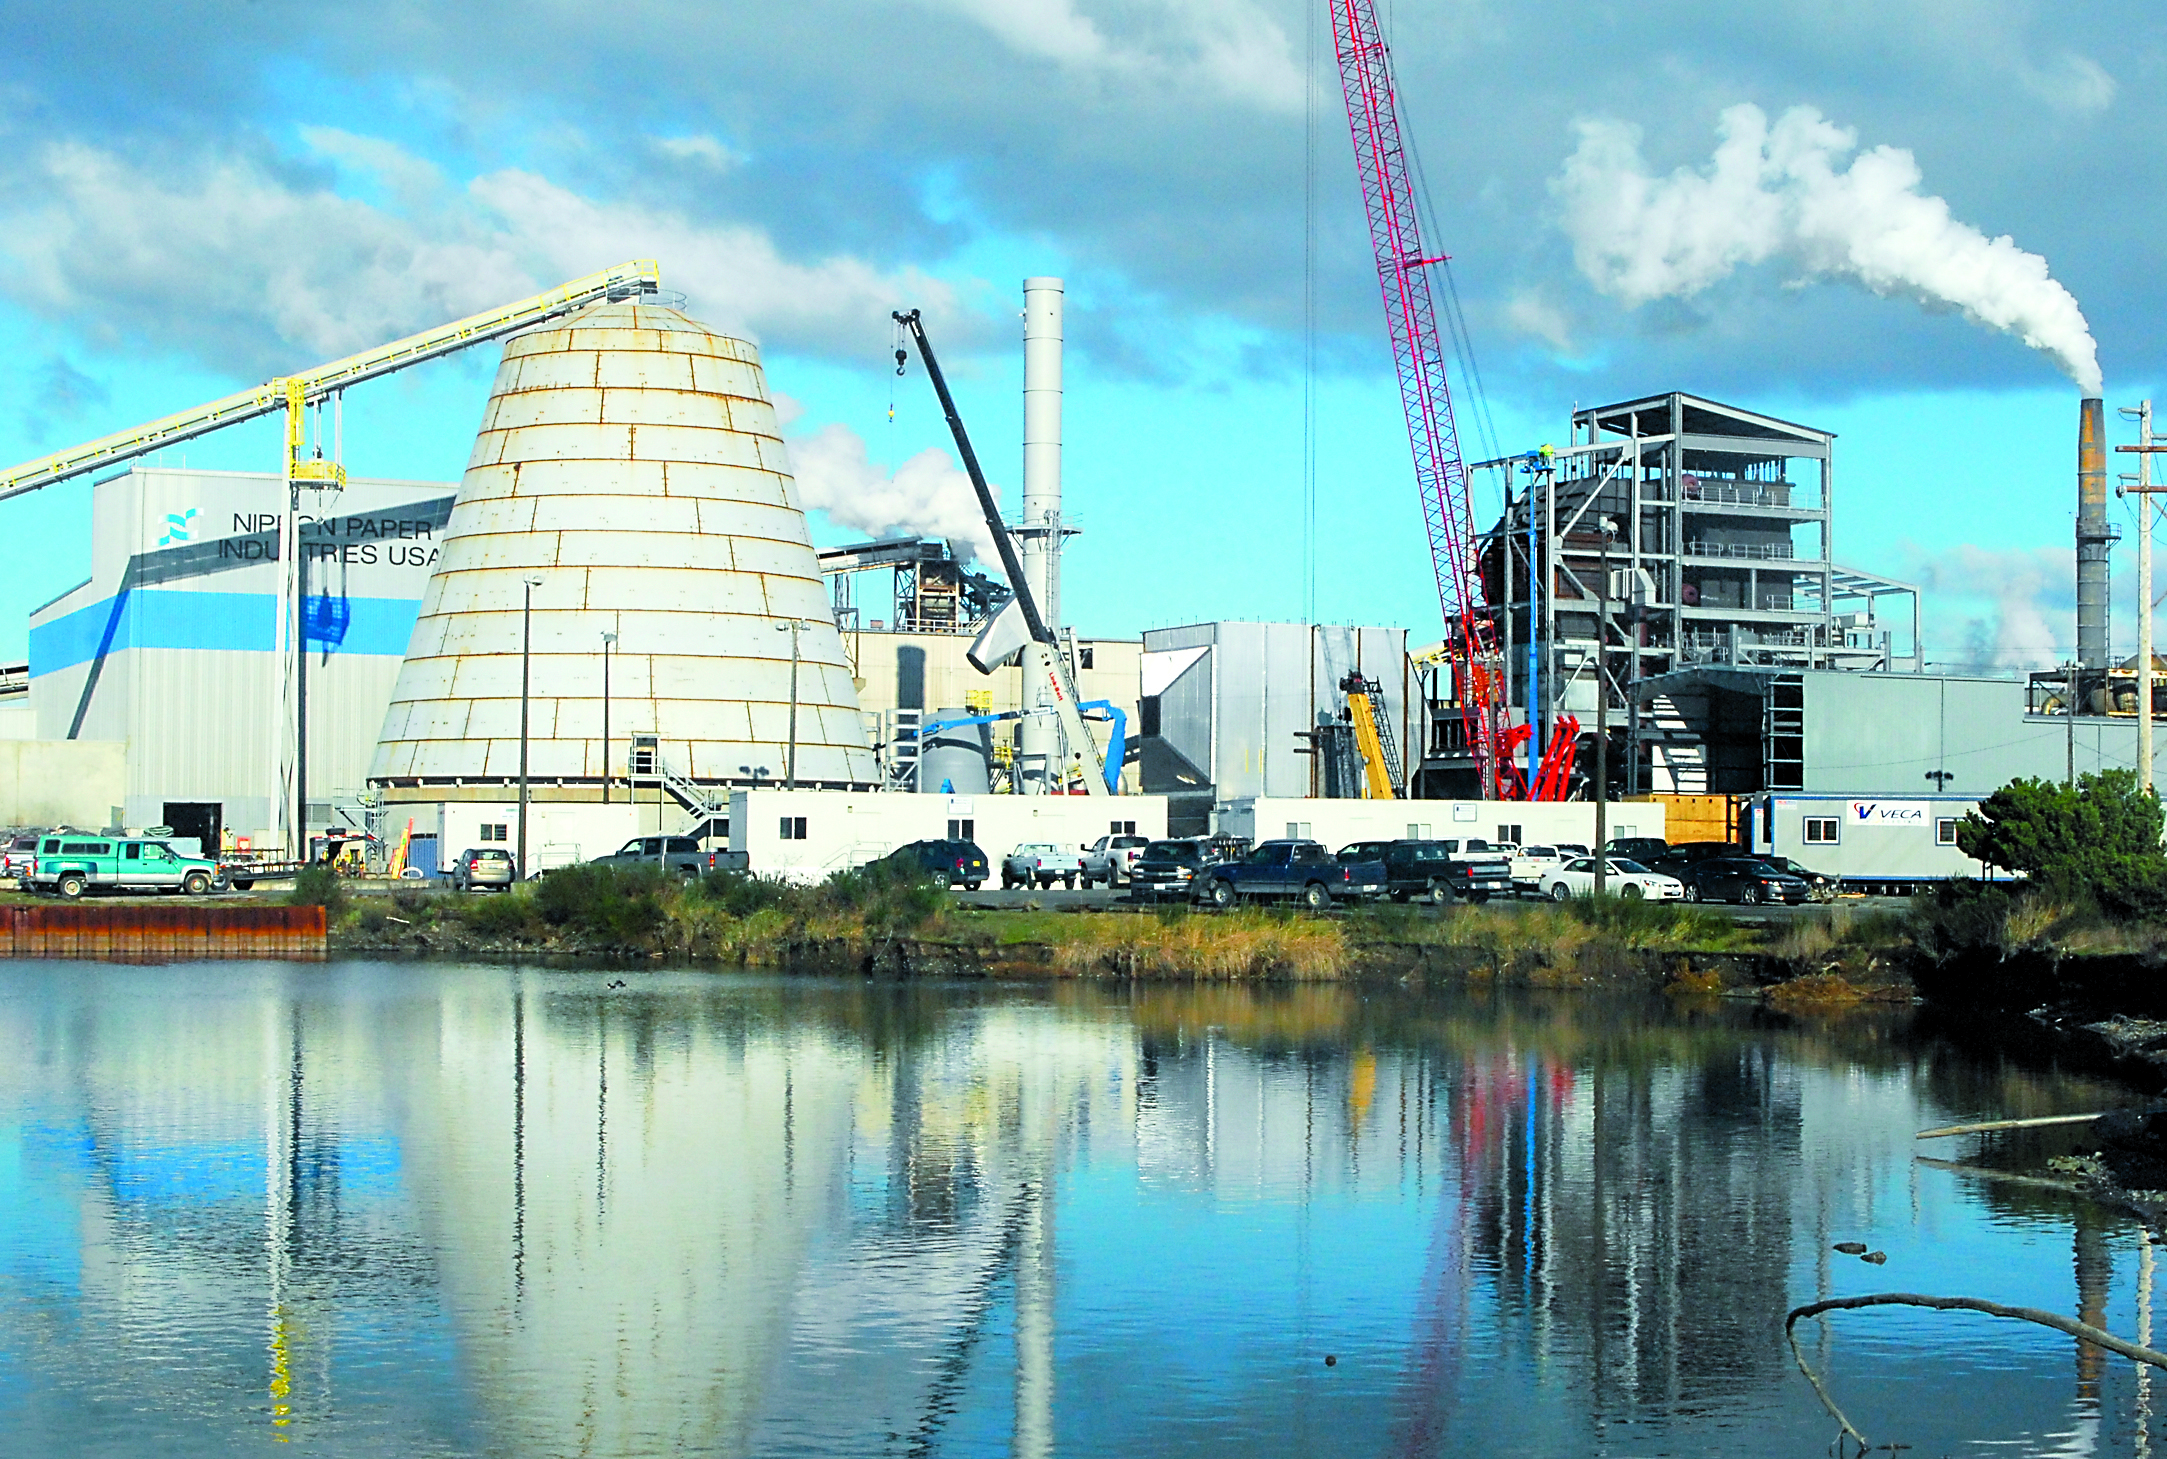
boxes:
[1191,839,1386,910]
[1348,839,1514,904]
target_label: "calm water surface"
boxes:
[0,960,2160,1456]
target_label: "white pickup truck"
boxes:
[1080,834,1150,889]
[1002,843,1083,890]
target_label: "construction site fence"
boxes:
[0,903,327,961]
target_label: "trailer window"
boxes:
[779,817,808,840]
[1936,818,1959,846]
[1803,817,1838,845]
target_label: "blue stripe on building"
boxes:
[29,591,421,676]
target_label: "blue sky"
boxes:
[0,0,2158,672]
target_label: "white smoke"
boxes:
[1554,104,2103,394]
[784,421,1001,564]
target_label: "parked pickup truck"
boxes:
[26,833,222,899]
[1126,836,1249,902]
[1352,840,1515,904]
[1192,839,1385,910]
[589,836,726,878]
[1003,843,1083,889]
[1080,834,1151,889]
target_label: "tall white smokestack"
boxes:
[1021,278,1064,626]
[1018,278,1064,791]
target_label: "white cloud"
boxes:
[921,0,1301,111]
[1505,289,1575,352]
[784,420,1001,563]
[2020,53,2117,114]
[649,134,740,169]
[1554,103,2103,393]
[0,130,978,376]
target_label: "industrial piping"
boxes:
[2078,396,2113,670]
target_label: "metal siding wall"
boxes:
[1803,672,2142,795]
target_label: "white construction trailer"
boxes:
[1741,793,2013,893]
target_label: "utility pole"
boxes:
[1594,517,1617,896]
[518,576,542,881]
[600,629,616,805]
[775,619,806,789]
[2117,413,2162,797]
[2066,659,2078,786]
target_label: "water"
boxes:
[0,961,2160,1457]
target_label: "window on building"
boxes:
[1406,823,1433,839]
[779,816,808,840]
[1285,822,1312,839]
[480,823,509,842]
[1078,646,1095,670]
[1110,820,1135,835]
[1803,817,1838,845]
[1497,824,1522,845]
[947,818,975,841]
[1936,818,1959,846]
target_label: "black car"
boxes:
[1127,836,1247,902]
[1602,837,1671,864]
[871,839,988,890]
[1673,857,1812,905]
[1753,855,1839,900]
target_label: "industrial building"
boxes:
[1434,393,1924,797]
[27,465,454,846]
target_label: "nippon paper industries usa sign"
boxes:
[1848,801,1930,825]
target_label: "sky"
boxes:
[0,0,2160,674]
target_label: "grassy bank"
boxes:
[319,864,1928,991]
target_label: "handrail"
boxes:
[0,260,661,504]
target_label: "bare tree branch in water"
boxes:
[1785,1291,2167,1451]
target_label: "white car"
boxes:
[1509,844,1567,892]
[1540,856,1685,902]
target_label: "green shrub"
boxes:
[533,863,670,943]
[1958,769,2167,919]
[814,859,945,933]
[698,870,798,916]
[456,890,546,940]
[287,865,348,918]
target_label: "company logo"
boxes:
[158,508,197,546]
[1849,800,1928,824]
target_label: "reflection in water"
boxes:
[0,965,2157,1456]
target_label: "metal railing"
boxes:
[1683,539,1797,560]
[1681,481,1798,508]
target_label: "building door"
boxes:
[161,803,222,857]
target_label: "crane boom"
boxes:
[892,308,1110,796]
[0,259,662,504]
[1329,0,1510,797]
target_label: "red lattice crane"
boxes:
[1329,0,1514,798]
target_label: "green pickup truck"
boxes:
[25,835,222,899]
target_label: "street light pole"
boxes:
[601,630,617,805]
[775,619,805,789]
[518,576,542,881]
[1594,517,1617,897]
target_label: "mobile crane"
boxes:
[891,309,1111,797]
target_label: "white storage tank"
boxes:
[369,296,879,797]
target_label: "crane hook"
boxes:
[894,348,908,377]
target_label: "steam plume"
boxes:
[785,421,1000,564]
[1554,104,2102,393]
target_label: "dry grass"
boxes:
[1049,909,1349,980]
[1395,900,1750,957]
[1765,971,1875,1009]
[1665,967,1729,995]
